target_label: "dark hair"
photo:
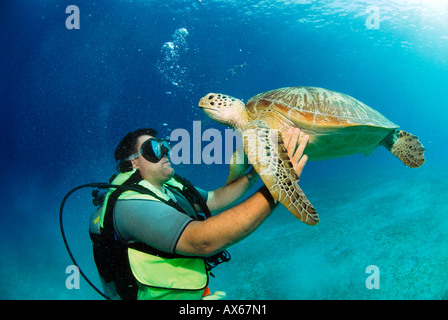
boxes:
[114,128,158,172]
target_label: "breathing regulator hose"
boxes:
[59,182,129,300]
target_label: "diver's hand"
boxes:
[283,128,309,180]
[246,166,259,184]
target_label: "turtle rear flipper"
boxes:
[381,130,426,168]
[243,120,319,225]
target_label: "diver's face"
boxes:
[131,135,174,188]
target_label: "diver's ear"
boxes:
[130,158,139,170]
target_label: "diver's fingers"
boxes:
[293,132,309,163]
[284,128,309,179]
[284,127,300,159]
[292,133,308,178]
[283,128,293,157]
[294,154,308,178]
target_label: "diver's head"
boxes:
[115,129,174,187]
[115,128,158,172]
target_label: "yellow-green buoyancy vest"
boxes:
[100,170,208,300]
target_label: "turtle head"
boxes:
[199,93,248,128]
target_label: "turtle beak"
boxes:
[198,98,204,108]
[198,96,212,110]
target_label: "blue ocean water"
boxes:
[1,0,447,300]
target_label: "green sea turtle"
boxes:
[198,86,426,225]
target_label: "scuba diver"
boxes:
[86,127,309,300]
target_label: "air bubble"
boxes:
[173,27,189,39]
[156,27,191,89]
[162,41,175,51]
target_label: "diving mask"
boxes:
[126,138,172,163]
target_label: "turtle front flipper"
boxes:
[243,120,319,225]
[381,130,426,168]
[226,145,250,185]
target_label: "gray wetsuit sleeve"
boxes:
[113,199,193,254]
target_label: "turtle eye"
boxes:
[208,95,215,100]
